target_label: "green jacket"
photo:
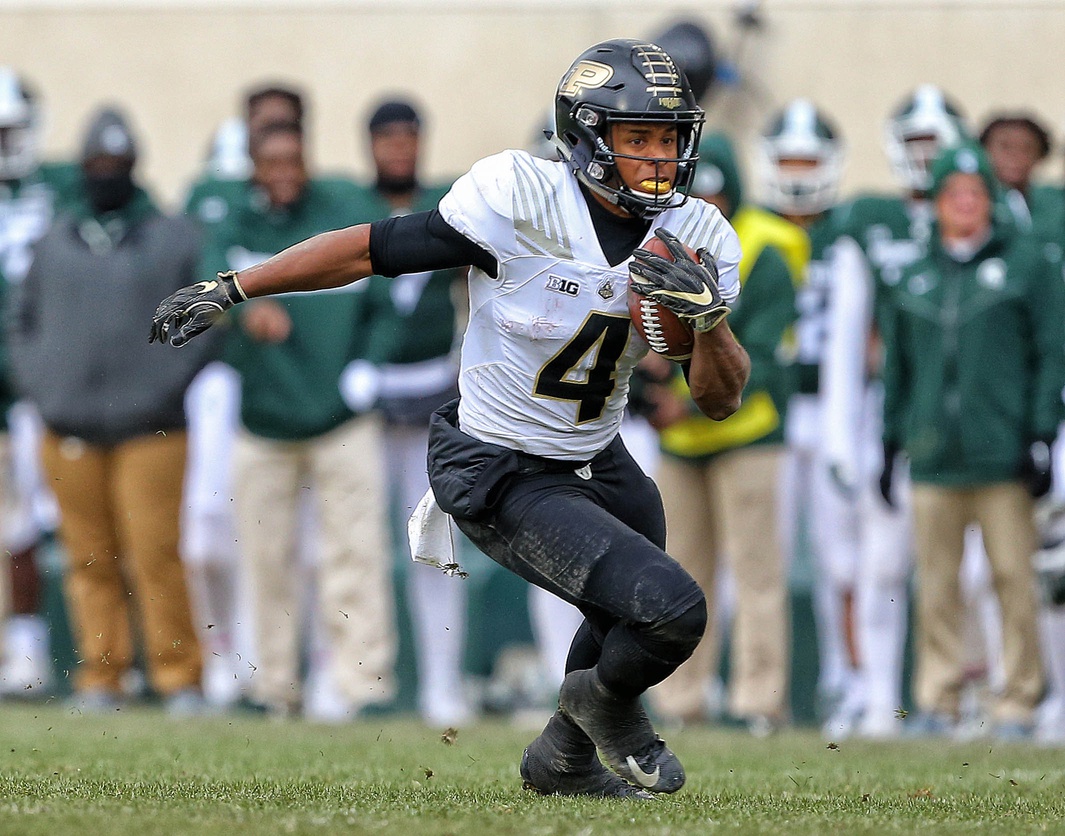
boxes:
[1024,183,1064,243]
[882,226,1065,485]
[206,178,377,440]
[834,192,931,334]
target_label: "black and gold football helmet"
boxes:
[551,39,705,219]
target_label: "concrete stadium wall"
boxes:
[4,1,1064,207]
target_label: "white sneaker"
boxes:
[202,654,242,708]
[0,615,53,696]
[856,707,902,741]
[1036,717,1065,746]
[821,709,859,741]
[421,695,474,728]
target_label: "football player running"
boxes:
[152,39,748,799]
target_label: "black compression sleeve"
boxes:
[369,209,498,278]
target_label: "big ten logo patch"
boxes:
[546,275,580,297]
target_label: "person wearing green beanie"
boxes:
[820,85,968,740]
[926,140,999,202]
[879,138,1065,740]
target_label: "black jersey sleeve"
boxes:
[368,209,498,278]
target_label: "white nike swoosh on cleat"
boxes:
[625,756,661,788]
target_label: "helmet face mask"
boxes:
[884,84,967,193]
[0,68,40,181]
[757,99,843,216]
[552,39,705,219]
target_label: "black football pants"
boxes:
[455,434,706,699]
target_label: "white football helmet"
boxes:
[756,98,844,216]
[884,84,967,193]
[0,68,40,181]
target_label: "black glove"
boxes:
[149,270,247,347]
[1020,439,1054,499]
[879,442,899,509]
[629,228,731,333]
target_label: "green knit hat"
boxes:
[928,141,998,199]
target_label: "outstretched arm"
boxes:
[239,225,374,296]
[149,225,373,346]
[151,210,494,347]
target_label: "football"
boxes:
[628,234,696,361]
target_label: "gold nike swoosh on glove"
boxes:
[197,280,218,293]
[649,286,719,307]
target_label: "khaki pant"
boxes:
[234,414,396,711]
[0,434,11,629]
[652,445,790,721]
[910,482,1043,722]
[41,430,201,696]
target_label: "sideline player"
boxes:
[822,85,966,738]
[151,39,748,798]
[0,68,80,695]
[752,100,855,735]
[352,98,472,726]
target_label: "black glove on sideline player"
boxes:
[629,228,731,333]
[879,441,899,509]
[150,270,248,347]
[1020,439,1054,499]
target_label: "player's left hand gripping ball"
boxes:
[149,270,248,347]
[629,229,730,333]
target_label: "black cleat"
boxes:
[559,669,685,794]
[519,711,654,800]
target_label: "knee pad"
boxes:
[638,595,708,664]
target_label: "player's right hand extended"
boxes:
[149,270,248,347]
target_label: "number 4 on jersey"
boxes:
[533,312,631,424]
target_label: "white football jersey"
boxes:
[439,150,741,458]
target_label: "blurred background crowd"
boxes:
[3,0,1065,746]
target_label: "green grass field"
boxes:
[0,702,1062,835]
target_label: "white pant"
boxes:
[780,394,861,699]
[181,363,253,705]
[852,386,914,727]
[383,422,470,725]
[6,402,57,550]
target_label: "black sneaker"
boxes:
[519,711,653,800]
[559,669,685,794]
